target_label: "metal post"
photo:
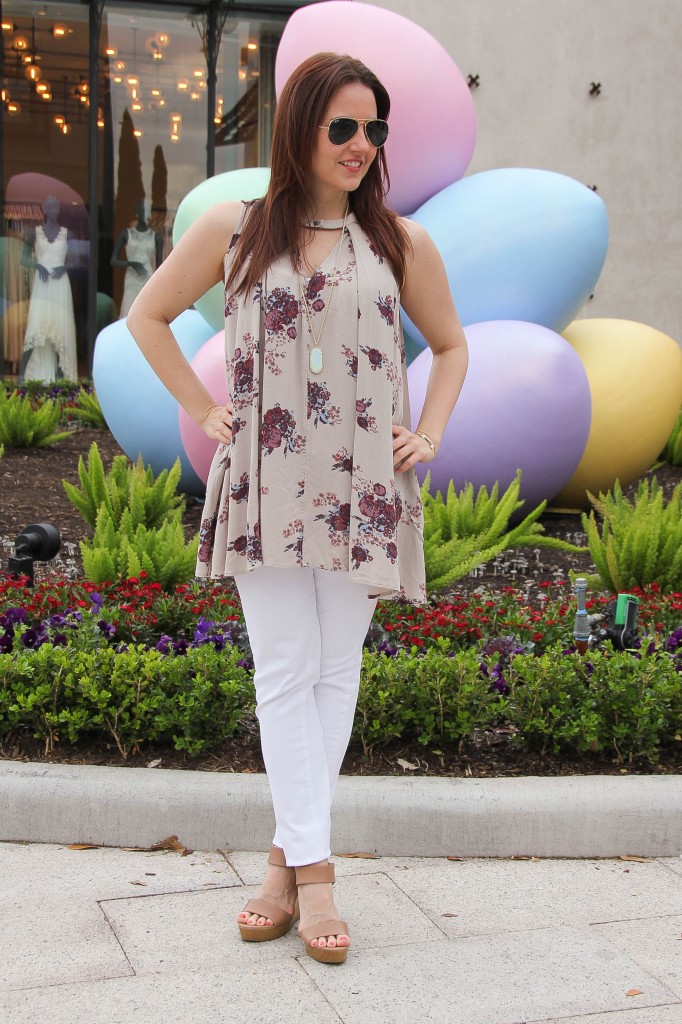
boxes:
[87,0,105,379]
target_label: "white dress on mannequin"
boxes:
[23,226,78,382]
[120,226,156,317]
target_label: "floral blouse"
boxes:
[195,203,426,604]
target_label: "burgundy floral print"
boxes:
[332,447,353,474]
[308,379,342,427]
[282,518,304,564]
[341,344,358,379]
[264,286,299,375]
[261,404,305,456]
[376,294,395,327]
[360,343,387,371]
[356,397,378,433]
[313,493,351,546]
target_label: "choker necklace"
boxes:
[298,205,349,375]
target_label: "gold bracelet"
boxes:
[415,430,438,457]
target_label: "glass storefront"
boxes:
[1,0,294,382]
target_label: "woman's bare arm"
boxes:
[126,201,241,441]
[391,218,469,473]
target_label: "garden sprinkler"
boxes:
[573,577,590,654]
[7,523,61,587]
[611,593,640,650]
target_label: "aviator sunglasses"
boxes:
[318,116,390,148]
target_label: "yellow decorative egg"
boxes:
[551,318,682,509]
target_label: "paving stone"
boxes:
[592,914,682,1000]
[382,856,682,936]
[0,840,240,904]
[299,926,678,1024]
[0,896,132,992]
[2,962,341,1023]
[100,869,444,974]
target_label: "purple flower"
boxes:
[0,607,27,628]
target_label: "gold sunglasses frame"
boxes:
[318,117,390,148]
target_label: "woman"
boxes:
[127,52,468,965]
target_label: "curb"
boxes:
[2,761,681,857]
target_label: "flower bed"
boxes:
[1,571,680,769]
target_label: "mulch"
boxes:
[1,424,680,777]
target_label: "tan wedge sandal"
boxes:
[295,860,349,964]
[237,845,299,942]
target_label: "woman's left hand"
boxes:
[392,424,436,474]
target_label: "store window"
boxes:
[1,1,284,383]
[1,2,90,382]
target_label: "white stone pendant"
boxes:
[309,346,323,374]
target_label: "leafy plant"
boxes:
[80,505,198,588]
[656,407,682,467]
[66,386,107,429]
[0,387,71,447]
[422,469,586,590]
[582,476,682,592]
[63,441,186,531]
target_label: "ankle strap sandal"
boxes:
[237,845,298,943]
[295,860,349,964]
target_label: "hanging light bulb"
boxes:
[35,79,50,94]
[131,101,142,112]
[114,59,125,72]
[170,112,182,124]
[151,88,161,97]
[41,90,52,102]
[61,122,71,135]
[158,98,165,107]
[25,64,41,82]
[177,78,189,91]
[13,34,28,51]
[1,21,13,33]
[7,101,21,114]
[170,132,179,143]
[54,113,65,125]
[157,33,169,46]
[192,69,203,78]
[104,46,117,57]
[1,86,10,103]
[52,24,67,39]
[133,128,143,137]
[190,90,200,101]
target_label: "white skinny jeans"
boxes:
[234,565,379,866]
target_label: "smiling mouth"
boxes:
[340,160,362,168]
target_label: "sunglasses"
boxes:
[318,117,390,148]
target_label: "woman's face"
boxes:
[307,82,379,204]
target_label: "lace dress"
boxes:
[120,227,157,317]
[22,225,78,383]
[195,203,426,605]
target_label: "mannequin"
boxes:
[112,199,163,318]
[20,194,78,383]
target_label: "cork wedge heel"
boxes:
[295,860,349,964]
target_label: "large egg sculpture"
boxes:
[407,321,592,511]
[173,167,270,332]
[551,318,682,509]
[275,1,476,215]
[178,331,228,484]
[404,169,608,344]
[93,309,215,496]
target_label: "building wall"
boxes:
[366,0,681,343]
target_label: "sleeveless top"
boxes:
[195,201,426,605]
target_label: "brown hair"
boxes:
[226,52,410,295]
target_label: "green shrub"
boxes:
[1,638,678,766]
[80,505,198,588]
[582,476,682,592]
[0,642,254,758]
[422,469,585,590]
[67,386,107,429]
[0,387,71,447]
[63,440,185,531]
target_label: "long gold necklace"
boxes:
[298,206,349,375]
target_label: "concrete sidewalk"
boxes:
[1,839,682,1024]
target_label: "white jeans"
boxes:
[234,565,379,866]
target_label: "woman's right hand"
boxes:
[200,402,234,444]
[35,263,50,283]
